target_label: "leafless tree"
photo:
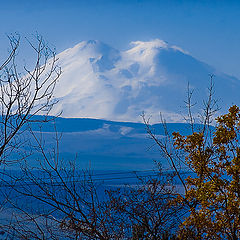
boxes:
[0,33,61,238]
[142,77,219,197]
[0,34,61,165]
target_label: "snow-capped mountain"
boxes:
[52,39,240,122]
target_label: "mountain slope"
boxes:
[51,39,240,122]
[27,117,201,170]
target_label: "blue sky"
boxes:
[1,0,240,78]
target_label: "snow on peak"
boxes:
[50,39,240,123]
[130,39,168,49]
[127,39,168,60]
[59,40,119,60]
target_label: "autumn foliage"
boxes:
[173,105,240,239]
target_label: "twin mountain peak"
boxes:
[49,39,239,123]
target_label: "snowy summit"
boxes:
[51,39,240,123]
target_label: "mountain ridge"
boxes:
[26,117,206,170]
[49,39,240,123]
